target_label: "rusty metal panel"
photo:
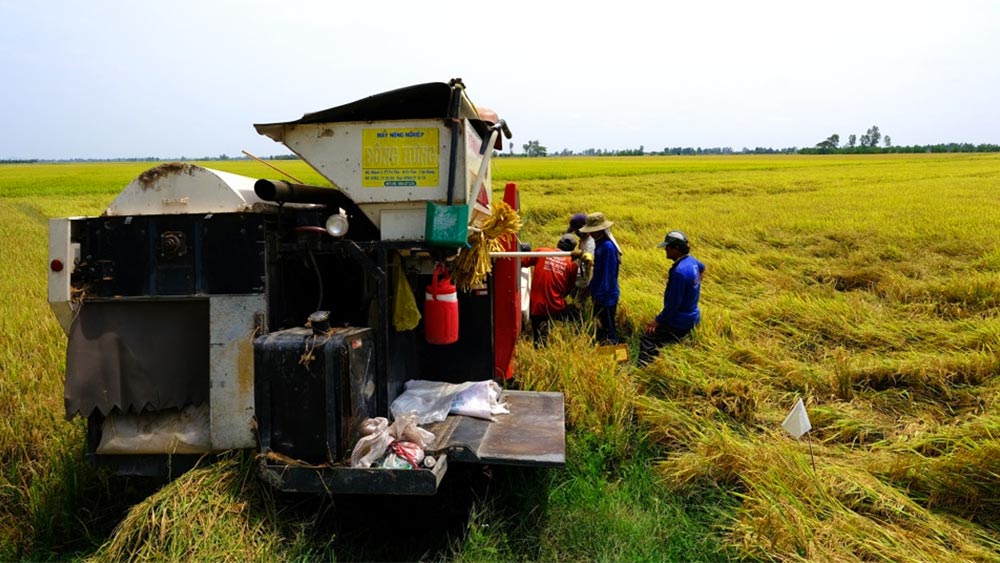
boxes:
[105,164,265,216]
[209,294,266,449]
[257,454,448,495]
[425,391,565,467]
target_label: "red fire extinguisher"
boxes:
[425,262,459,345]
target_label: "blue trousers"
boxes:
[594,302,618,344]
[638,323,691,365]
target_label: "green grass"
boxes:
[451,435,737,563]
[3,153,1000,561]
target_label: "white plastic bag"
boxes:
[392,411,436,448]
[390,380,469,424]
[350,417,394,468]
[451,380,509,420]
[349,412,436,468]
[390,379,510,424]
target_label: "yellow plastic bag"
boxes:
[392,254,421,331]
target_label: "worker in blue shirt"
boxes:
[639,230,705,365]
[578,212,620,344]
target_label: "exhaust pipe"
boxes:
[254,179,379,239]
[254,179,345,205]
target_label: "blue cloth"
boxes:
[590,237,620,307]
[655,254,704,330]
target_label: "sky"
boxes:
[1,0,998,160]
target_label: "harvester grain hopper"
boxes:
[47,79,565,495]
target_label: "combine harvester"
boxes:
[47,79,565,495]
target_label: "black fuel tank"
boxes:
[253,326,375,465]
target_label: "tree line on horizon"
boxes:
[798,124,1000,155]
[508,126,1000,157]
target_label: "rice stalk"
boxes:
[89,454,305,562]
[656,429,1000,562]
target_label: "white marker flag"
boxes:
[781,398,812,439]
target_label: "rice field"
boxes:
[2,153,1000,561]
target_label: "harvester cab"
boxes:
[47,79,566,495]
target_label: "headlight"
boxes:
[325,213,349,237]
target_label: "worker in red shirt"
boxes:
[521,234,579,345]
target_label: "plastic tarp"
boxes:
[65,300,209,419]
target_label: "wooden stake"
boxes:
[807,431,817,473]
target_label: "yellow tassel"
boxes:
[451,202,521,292]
